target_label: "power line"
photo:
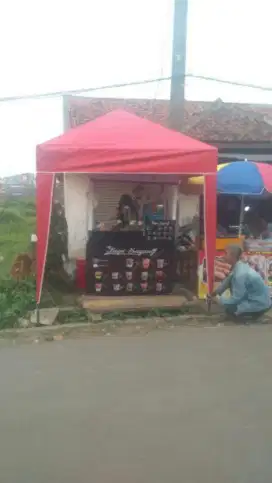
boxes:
[0,74,272,104]
[191,74,272,91]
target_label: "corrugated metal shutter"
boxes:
[93,181,135,223]
[93,181,169,224]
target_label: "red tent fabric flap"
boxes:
[204,174,217,294]
[36,173,54,304]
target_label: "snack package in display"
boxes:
[95,283,102,293]
[155,270,164,280]
[125,271,133,280]
[157,259,165,269]
[156,282,163,292]
[126,258,134,268]
[113,283,122,292]
[142,258,150,269]
[94,271,103,280]
[111,272,119,280]
[141,272,148,281]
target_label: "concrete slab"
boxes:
[80,294,187,312]
[31,307,59,326]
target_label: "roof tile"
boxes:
[65,96,272,143]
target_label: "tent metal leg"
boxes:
[36,305,40,325]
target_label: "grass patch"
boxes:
[0,208,24,223]
[0,198,37,327]
[0,278,36,329]
[102,307,191,320]
[0,198,36,279]
[56,306,193,325]
[57,308,89,325]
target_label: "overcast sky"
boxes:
[0,0,271,176]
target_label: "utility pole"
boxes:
[169,0,188,131]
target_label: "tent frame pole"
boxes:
[238,195,245,237]
[174,184,180,240]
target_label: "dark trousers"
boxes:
[225,306,269,321]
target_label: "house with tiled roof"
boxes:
[0,173,35,198]
[63,95,272,162]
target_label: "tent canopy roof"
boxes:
[37,109,217,175]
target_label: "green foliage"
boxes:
[0,278,36,329]
[0,208,24,223]
[0,198,36,279]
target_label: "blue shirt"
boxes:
[215,261,271,314]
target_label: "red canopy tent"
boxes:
[36,110,217,303]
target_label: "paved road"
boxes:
[1,325,272,483]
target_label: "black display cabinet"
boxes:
[86,228,175,295]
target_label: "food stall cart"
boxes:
[35,110,217,304]
[83,181,177,295]
[86,221,176,295]
[189,161,272,298]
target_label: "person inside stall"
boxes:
[199,195,240,237]
[114,193,140,230]
[210,244,271,320]
[245,212,271,239]
[217,196,240,235]
[43,201,72,288]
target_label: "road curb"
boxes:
[0,313,271,345]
